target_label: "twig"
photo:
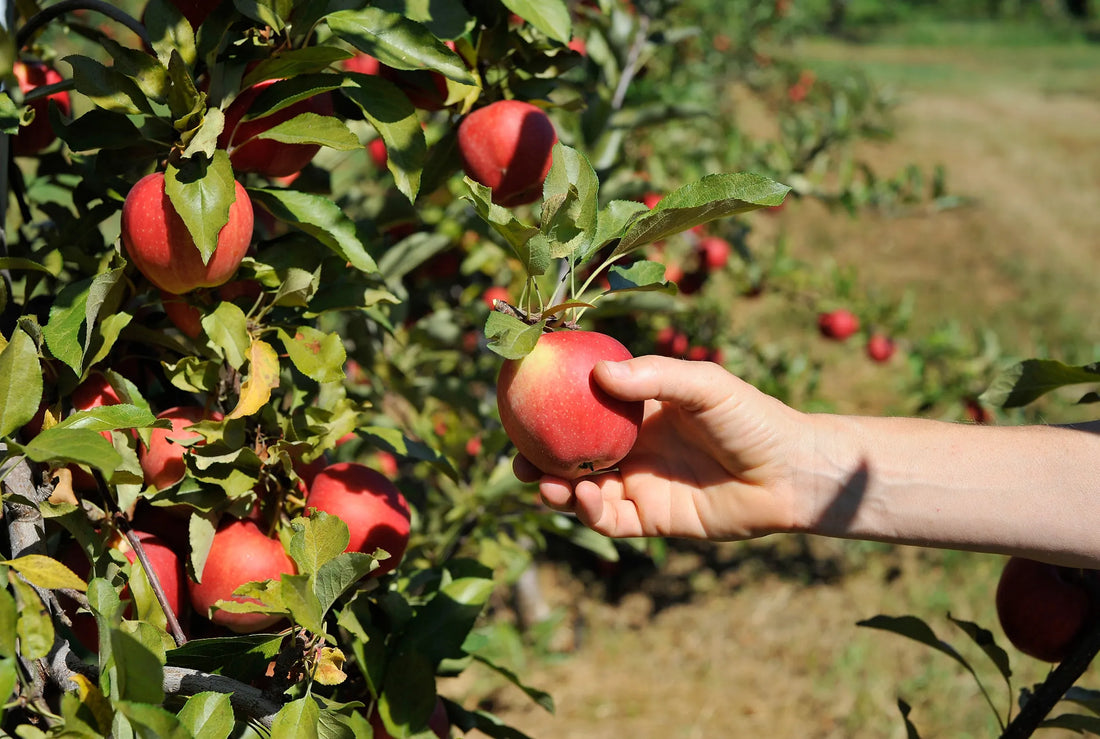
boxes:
[610,15,652,112]
[118,518,188,647]
[16,0,149,49]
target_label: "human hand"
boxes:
[514,355,812,541]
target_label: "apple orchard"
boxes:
[2,1,1100,737]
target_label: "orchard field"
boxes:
[462,14,1100,739]
[2,1,1100,738]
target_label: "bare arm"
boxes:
[524,356,1100,568]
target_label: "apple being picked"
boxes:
[188,518,296,633]
[11,60,71,156]
[817,309,860,341]
[121,172,254,294]
[497,330,644,479]
[218,78,334,177]
[458,100,558,207]
[306,462,411,577]
[996,556,1096,662]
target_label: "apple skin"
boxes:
[866,333,896,363]
[306,462,411,577]
[121,172,254,295]
[188,518,296,633]
[697,236,732,271]
[996,557,1096,662]
[139,406,221,490]
[482,285,511,310]
[62,530,186,651]
[218,79,335,177]
[497,330,644,480]
[12,61,71,156]
[457,100,558,207]
[161,280,261,338]
[817,309,860,341]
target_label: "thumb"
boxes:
[593,355,737,412]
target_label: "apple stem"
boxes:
[119,520,188,647]
[999,577,1100,738]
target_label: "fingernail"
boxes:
[600,360,629,379]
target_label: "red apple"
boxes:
[12,60,71,156]
[866,333,896,363]
[642,192,662,210]
[654,326,689,358]
[369,698,449,739]
[121,172,254,294]
[139,406,221,490]
[483,285,511,310]
[964,397,992,425]
[817,309,860,341]
[457,100,558,207]
[188,519,296,633]
[218,79,335,177]
[161,280,262,338]
[697,236,732,271]
[343,47,453,111]
[497,330,643,479]
[996,557,1096,662]
[306,462,411,577]
[61,530,186,650]
[368,138,388,169]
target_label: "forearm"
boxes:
[794,414,1100,568]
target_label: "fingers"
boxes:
[512,454,542,483]
[538,474,647,539]
[593,355,743,413]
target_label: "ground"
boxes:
[445,27,1100,739]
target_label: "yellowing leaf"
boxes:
[3,554,88,591]
[311,646,347,686]
[226,339,280,420]
[69,673,115,734]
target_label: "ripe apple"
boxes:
[697,236,732,271]
[369,698,449,739]
[139,406,221,490]
[996,557,1096,662]
[497,330,644,479]
[655,326,689,358]
[306,462,411,577]
[642,192,662,209]
[161,280,262,338]
[866,333,896,363]
[121,172,254,294]
[188,518,296,633]
[483,285,511,310]
[817,309,860,341]
[61,530,186,650]
[368,138,388,169]
[12,60,71,156]
[343,47,453,111]
[457,100,558,207]
[218,78,335,177]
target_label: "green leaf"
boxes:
[2,555,87,591]
[484,311,545,360]
[9,574,54,660]
[277,327,347,384]
[376,231,451,282]
[99,37,170,103]
[166,633,284,683]
[340,74,426,202]
[378,650,436,736]
[0,657,16,724]
[63,55,154,115]
[0,586,17,658]
[235,0,293,32]
[1062,687,1100,717]
[43,276,93,375]
[605,260,674,295]
[202,301,250,370]
[237,75,341,122]
[373,0,475,38]
[463,179,545,275]
[242,48,353,86]
[401,577,494,666]
[0,325,42,438]
[144,0,197,68]
[470,653,554,714]
[280,573,326,636]
[56,404,159,434]
[326,8,476,83]
[288,512,350,578]
[20,427,122,480]
[947,613,1012,683]
[165,151,238,266]
[187,511,217,585]
[111,629,166,704]
[315,552,378,615]
[540,143,598,260]
[249,189,378,273]
[251,113,360,151]
[114,701,191,739]
[616,173,791,255]
[581,199,650,263]
[271,696,320,739]
[177,691,234,739]
[981,359,1100,409]
[1039,714,1100,733]
[500,0,572,43]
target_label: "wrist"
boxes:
[786,413,868,538]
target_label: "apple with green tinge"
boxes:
[497,330,644,479]
[817,309,860,341]
[996,556,1096,662]
[218,78,335,177]
[11,60,71,156]
[121,172,253,295]
[458,100,558,207]
[306,462,411,577]
[139,406,221,490]
[188,518,296,633]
